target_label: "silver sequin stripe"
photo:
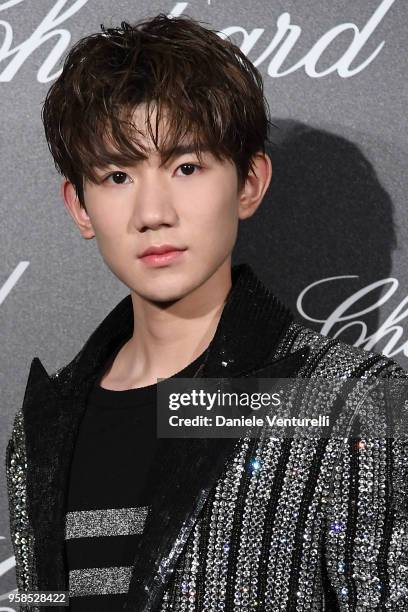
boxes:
[65,506,150,539]
[69,566,133,596]
[231,435,283,610]
[202,437,251,611]
[5,409,41,612]
[159,521,199,612]
[170,519,201,611]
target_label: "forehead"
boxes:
[127,103,184,150]
[111,103,208,154]
[130,101,171,135]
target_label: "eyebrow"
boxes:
[157,143,212,166]
[163,144,210,158]
[96,144,210,171]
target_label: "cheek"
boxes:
[84,188,128,236]
[188,199,238,249]
[90,206,126,240]
[90,211,129,265]
[202,197,238,230]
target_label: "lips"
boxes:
[138,245,187,268]
[139,244,186,257]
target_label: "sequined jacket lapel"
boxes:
[17,263,310,609]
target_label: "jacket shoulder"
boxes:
[280,321,408,379]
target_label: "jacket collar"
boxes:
[22,263,310,610]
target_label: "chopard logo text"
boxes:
[0,0,397,82]
[298,276,408,359]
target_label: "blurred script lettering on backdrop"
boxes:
[0,0,397,82]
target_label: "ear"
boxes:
[237,151,272,220]
[60,179,95,239]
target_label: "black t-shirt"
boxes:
[64,347,208,611]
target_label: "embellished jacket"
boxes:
[5,263,408,611]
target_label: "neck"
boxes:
[105,261,232,388]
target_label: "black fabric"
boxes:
[65,348,209,611]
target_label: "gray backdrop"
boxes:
[1,0,406,605]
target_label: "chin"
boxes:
[137,277,194,304]
[144,290,190,306]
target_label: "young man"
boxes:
[5,13,408,612]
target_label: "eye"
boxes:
[175,163,202,177]
[104,171,131,185]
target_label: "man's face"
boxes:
[63,104,271,304]
[79,106,243,303]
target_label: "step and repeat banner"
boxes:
[0,0,406,604]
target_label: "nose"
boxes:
[131,174,178,232]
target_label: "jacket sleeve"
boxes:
[322,370,408,610]
[5,408,39,609]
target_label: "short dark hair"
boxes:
[41,13,273,208]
